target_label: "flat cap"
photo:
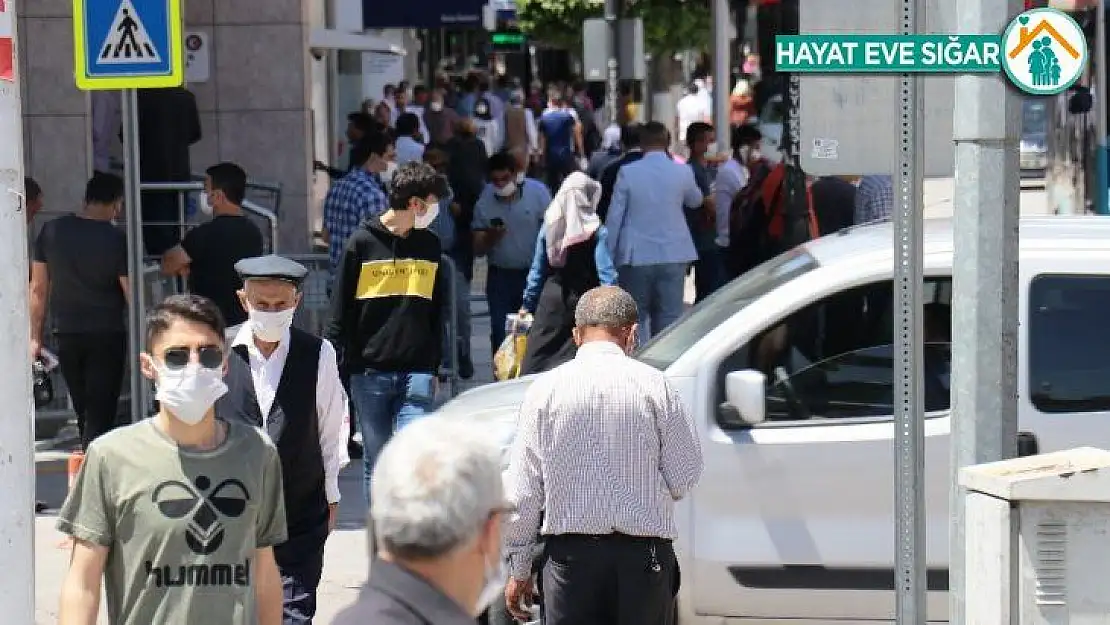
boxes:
[234,254,309,286]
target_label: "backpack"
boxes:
[726,161,819,278]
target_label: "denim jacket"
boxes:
[521,226,618,312]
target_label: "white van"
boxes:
[438,216,1110,624]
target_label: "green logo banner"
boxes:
[775,35,1003,73]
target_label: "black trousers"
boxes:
[541,534,679,625]
[55,332,127,449]
[277,536,327,625]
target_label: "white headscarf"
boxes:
[544,172,601,268]
[601,124,621,150]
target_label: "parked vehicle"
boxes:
[437,216,1110,623]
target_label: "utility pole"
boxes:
[604,0,620,126]
[948,0,1022,623]
[711,0,731,135]
[0,1,36,621]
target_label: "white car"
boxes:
[438,216,1110,623]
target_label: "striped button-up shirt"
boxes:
[503,340,704,580]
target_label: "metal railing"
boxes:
[138,181,280,253]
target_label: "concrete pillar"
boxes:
[17,0,91,213]
[186,0,315,252]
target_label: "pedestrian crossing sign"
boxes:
[73,0,183,89]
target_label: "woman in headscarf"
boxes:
[518,171,618,374]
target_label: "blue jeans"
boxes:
[486,265,529,355]
[618,262,688,346]
[349,370,436,508]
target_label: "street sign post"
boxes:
[72,0,184,90]
[796,0,955,177]
[73,0,184,422]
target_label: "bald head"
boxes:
[575,286,638,329]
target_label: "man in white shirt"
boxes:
[503,285,704,625]
[674,82,710,149]
[219,254,351,625]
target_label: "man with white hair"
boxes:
[333,416,510,624]
[503,285,704,625]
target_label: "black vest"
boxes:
[218,327,329,561]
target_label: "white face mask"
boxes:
[248,306,296,343]
[155,364,228,426]
[414,202,440,229]
[514,172,525,185]
[494,181,517,198]
[429,101,444,112]
[198,192,213,215]
[473,551,508,616]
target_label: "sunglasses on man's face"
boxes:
[161,345,224,370]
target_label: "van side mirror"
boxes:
[717,369,767,429]
[1069,87,1093,114]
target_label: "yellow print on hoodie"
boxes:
[355,259,438,300]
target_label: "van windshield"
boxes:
[637,249,820,370]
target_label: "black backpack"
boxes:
[726,160,776,279]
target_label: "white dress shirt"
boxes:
[712,157,748,247]
[503,340,704,580]
[231,323,350,504]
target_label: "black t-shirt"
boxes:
[181,214,264,326]
[33,215,128,333]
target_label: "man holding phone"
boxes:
[472,151,552,355]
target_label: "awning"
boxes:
[362,0,486,29]
[308,29,406,55]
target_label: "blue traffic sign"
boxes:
[72,0,183,90]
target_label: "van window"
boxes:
[1028,275,1110,413]
[717,277,953,421]
[637,249,818,371]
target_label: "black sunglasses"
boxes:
[162,345,224,371]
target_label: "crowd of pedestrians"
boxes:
[29,68,901,625]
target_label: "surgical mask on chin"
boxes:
[197,192,213,215]
[473,553,509,616]
[495,181,517,198]
[414,203,440,229]
[155,364,228,426]
[248,307,296,343]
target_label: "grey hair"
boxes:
[370,416,504,560]
[574,285,638,328]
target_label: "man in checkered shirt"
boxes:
[503,285,704,625]
[322,131,394,285]
[852,174,894,224]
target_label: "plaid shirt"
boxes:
[323,169,387,272]
[853,174,894,224]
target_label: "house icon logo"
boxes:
[1001,8,1087,95]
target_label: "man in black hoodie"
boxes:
[326,161,450,507]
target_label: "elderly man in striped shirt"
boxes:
[503,285,704,625]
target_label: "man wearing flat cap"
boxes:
[217,254,351,625]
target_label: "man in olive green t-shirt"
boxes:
[57,294,287,625]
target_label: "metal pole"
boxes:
[1096,0,1108,214]
[893,0,925,621]
[948,0,1022,622]
[712,0,731,135]
[604,0,620,126]
[0,3,36,619]
[122,89,148,422]
[644,53,654,123]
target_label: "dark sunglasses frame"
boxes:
[161,345,224,371]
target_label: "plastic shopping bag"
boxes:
[494,313,532,381]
